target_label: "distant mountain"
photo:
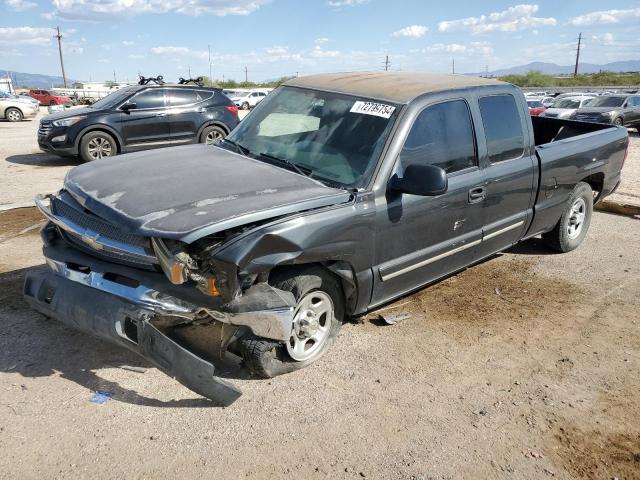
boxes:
[0,70,81,88]
[470,60,640,77]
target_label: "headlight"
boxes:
[52,116,85,127]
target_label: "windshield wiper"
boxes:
[222,138,251,156]
[256,152,312,178]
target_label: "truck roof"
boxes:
[285,72,505,104]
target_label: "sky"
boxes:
[1,0,639,82]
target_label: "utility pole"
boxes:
[452,58,455,75]
[55,26,67,88]
[208,44,212,82]
[244,66,248,83]
[188,66,191,77]
[384,55,390,71]
[573,32,582,77]
[113,70,116,82]
[485,65,489,78]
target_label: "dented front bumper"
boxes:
[23,243,296,405]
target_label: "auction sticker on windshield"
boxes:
[350,101,395,118]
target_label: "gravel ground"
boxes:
[0,208,639,479]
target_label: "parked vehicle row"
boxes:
[37,80,240,162]
[0,90,39,122]
[28,89,73,106]
[228,88,272,110]
[23,72,628,404]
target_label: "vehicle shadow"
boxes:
[0,266,237,408]
[5,153,79,167]
[505,236,557,256]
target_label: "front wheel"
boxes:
[5,108,23,122]
[542,182,593,253]
[199,125,226,145]
[79,131,117,162]
[613,117,624,127]
[238,266,344,378]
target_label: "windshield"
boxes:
[88,86,138,109]
[552,99,580,109]
[586,96,626,108]
[224,86,399,188]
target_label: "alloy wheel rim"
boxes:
[7,110,20,121]
[287,291,333,362]
[87,137,113,159]
[205,130,223,145]
[567,197,586,239]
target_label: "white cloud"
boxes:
[438,4,556,34]
[423,42,494,56]
[315,37,329,45]
[98,58,109,63]
[122,40,134,46]
[49,0,269,21]
[569,8,640,26]
[311,45,340,57]
[0,27,53,47]
[392,25,428,39]
[327,0,368,7]
[4,0,36,10]
[151,46,209,59]
[591,33,615,46]
[128,54,144,59]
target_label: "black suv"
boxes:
[38,82,240,162]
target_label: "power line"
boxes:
[574,32,582,77]
[55,26,67,88]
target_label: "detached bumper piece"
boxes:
[23,267,242,406]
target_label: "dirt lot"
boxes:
[0,206,638,479]
[1,111,639,479]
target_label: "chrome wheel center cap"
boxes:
[297,312,319,338]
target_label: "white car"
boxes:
[231,90,270,110]
[0,95,39,121]
[539,96,595,119]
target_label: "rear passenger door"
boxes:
[371,98,486,305]
[473,93,536,259]
[165,88,203,143]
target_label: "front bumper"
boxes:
[23,232,297,404]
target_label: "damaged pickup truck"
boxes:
[24,73,628,405]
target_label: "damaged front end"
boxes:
[24,193,299,405]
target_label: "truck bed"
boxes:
[526,116,629,236]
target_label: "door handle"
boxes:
[468,186,487,204]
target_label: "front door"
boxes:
[371,98,486,306]
[119,88,170,150]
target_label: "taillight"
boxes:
[225,105,238,116]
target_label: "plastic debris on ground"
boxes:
[89,391,113,405]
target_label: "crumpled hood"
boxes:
[64,144,352,243]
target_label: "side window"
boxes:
[479,95,525,163]
[132,89,165,109]
[197,90,214,101]
[167,89,198,106]
[400,99,477,174]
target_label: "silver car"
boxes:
[539,96,594,119]
[0,95,39,122]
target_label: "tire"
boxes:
[542,182,593,253]
[238,266,344,378]
[199,125,226,145]
[5,108,23,122]
[613,117,623,127]
[241,102,250,110]
[49,100,56,106]
[79,131,117,162]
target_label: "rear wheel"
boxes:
[199,125,226,145]
[49,100,56,106]
[542,182,593,253]
[5,108,22,122]
[80,131,117,162]
[238,266,344,378]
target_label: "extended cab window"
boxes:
[479,95,525,163]
[400,100,477,174]
[132,89,165,109]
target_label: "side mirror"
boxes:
[121,102,137,112]
[388,164,448,196]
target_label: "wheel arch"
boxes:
[196,121,230,140]
[580,172,604,203]
[74,125,123,155]
[4,106,23,119]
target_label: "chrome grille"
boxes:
[38,121,52,136]
[52,195,148,248]
[574,114,604,123]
